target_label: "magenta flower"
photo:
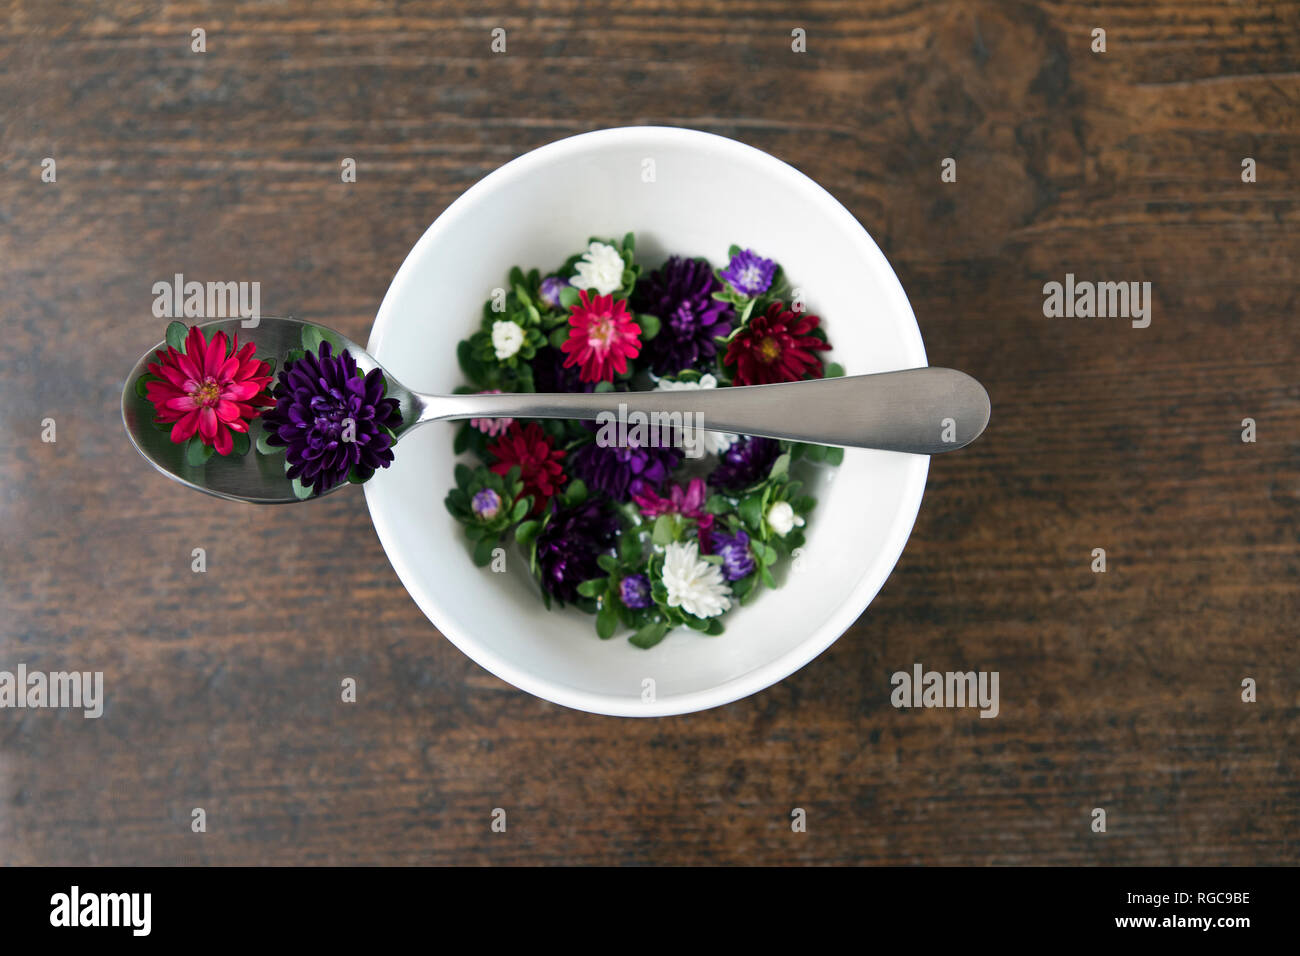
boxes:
[560,290,641,383]
[633,477,714,544]
[470,390,513,436]
[633,477,710,520]
[144,325,274,455]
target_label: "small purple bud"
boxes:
[539,276,567,309]
[472,488,502,521]
[619,573,652,609]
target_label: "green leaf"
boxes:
[263,357,276,376]
[134,374,153,400]
[563,479,587,507]
[255,425,282,455]
[230,430,251,457]
[283,347,307,367]
[704,495,731,515]
[768,452,790,482]
[454,463,474,489]
[825,446,844,466]
[472,535,498,567]
[629,620,669,649]
[548,326,569,349]
[558,286,581,309]
[651,513,677,547]
[291,476,314,500]
[619,532,642,564]
[301,324,325,353]
[165,321,188,352]
[738,495,763,529]
[704,618,725,636]
[638,312,660,340]
[595,600,618,639]
[596,553,619,574]
[185,436,214,466]
[577,578,606,598]
[514,520,541,548]
[825,362,845,378]
[510,498,529,522]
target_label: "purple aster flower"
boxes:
[534,498,620,604]
[619,573,652,609]
[263,341,403,495]
[531,345,594,394]
[720,249,777,297]
[709,529,755,581]
[708,435,781,492]
[631,256,734,377]
[539,276,567,309]
[471,488,502,520]
[569,429,682,502]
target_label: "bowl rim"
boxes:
[364,125,929,717]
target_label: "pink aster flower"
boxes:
[560,290,641,384]
[144,325,273,455]
[633,477,709,520]
[633,477,714,545]
[470,390,513,437]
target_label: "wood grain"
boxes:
[0,0,1297,865]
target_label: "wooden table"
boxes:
[1,0,1296,865]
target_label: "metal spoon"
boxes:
[122,317,990,505]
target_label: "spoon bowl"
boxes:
[121,317,422,504]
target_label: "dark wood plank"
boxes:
[0,0,1296,865]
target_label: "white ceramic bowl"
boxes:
[364,127,928,716]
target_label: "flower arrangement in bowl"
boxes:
[445,233,847,649]
[363,126,930,716]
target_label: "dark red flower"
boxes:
[487,422,566,513]
[722,302,831,386]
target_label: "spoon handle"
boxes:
[420,367,989,454]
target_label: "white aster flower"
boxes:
[569,241,625,296]
[661,540,732,619]
[654,374,737,454]
[765,500,805,537]
[491,320,525,361]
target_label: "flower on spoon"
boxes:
[261,341,403,496]
[144,324,273,455]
